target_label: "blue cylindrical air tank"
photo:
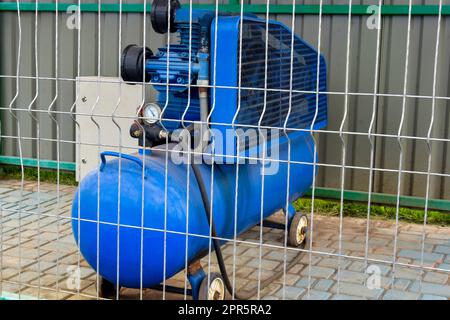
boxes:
[71,134,315,288]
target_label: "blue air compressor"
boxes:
[72,0,327,300]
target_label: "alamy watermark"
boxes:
[66,5,80,30]
[168,125,282,175]
[366,5,381,30]
[366,264,381,290]
[66,265,81,290]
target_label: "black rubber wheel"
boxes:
[121,44,153,83]
[198,272,226,300]
[288,212,308,248]
[151,0,181,34]
[99,277,118,299]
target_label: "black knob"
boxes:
[151,0,181,34]
[121,45,153,83]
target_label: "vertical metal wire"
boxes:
[205,0,220,297]
[47,0,62,298]
[230,0,246,300]
[336,0,353,295]
[281,0,297,300]
[68,0,82,300]
[139,0,148,301]
[364,0,383,275]
[26,0,41,299]
[9,0,24,299]
[112,0,124,301]
[91,0,102,300]
[419,0,443,297]
[180,0,194,301]
[306,0,324,299]
[160,0,170,300]
[256,0,271,300]
[392,0,413,288]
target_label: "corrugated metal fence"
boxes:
[0,0,449,202]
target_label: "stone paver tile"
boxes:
[21,287,70,300]
[331,282,384,299]
[273,274,300,286]
[223,255,251,266]
[247,258,280,271]
[423,271,449,284]
[333,270,366,285]
[301,290,331,300]
[265,250,299,261]
[287,263,306,276]
[382,289,419,300]
[248,270,276,281]
[1,268,20,279]
[409,281,450,298]
[240,247,265,258]
[331,294,365,300]
[6,190,32,197]
[300,265,335,279]
[261,295,279,300]
[29,274,59,287]
[421,294,448,300]
[392,267,423,280]
[438,263,450,270]
[274,286,304,299]
[294,277,316,288]
[1,256,35,269]
[7,271,40,284]
[435,245,450,255]
[317,257,351,269]
[393,278,411,291]
[314,279,334,291]
[0,187,13,194]
[66,293,95,300]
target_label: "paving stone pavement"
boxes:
[0,179,449,300]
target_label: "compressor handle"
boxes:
[99,151,144,172]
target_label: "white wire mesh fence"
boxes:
[0,0,449,300]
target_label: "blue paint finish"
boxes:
[188,269,206,300]
[72,134,316,288]
[71,7,327,290]
[209,16,327,162]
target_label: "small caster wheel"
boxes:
[288,212,308,247]
[99,277,118,299]
[198,272,226,300]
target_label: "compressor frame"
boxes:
[74,0,326,300]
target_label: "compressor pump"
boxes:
[72,0,327,300]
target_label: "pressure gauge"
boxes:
[142,103,161,125]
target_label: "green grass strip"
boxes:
[293,197,450,227]
[1,164,448,225]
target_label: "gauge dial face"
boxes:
[142,103,161,124]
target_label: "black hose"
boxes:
[190,163,243,299]
[191,163,306,300]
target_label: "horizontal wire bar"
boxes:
[0,135,450,177]
[1,134,449,179]
[0,3,449,16]
[1,74,450,101]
